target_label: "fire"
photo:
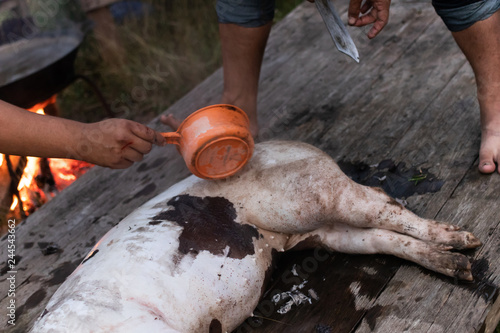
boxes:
[18,156,39,191]
[0,154,4,167]
[10,196,18,211]
[10,155,92,215]
[7,103,93,216]
[10,155,92,216]
[16,155,42,214]
[49,158,92,188]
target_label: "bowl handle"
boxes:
[161,132,181,145]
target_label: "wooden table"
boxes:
[1,0,499,332]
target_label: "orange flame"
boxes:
[14,156,43,214]
[10,196,18,211]
[0,154,4,168]
[28,95,56,112]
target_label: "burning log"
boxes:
[35,158,58,199]
[0,152,92,231]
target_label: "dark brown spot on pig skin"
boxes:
[209,318,222,333]
[152,195,260,259]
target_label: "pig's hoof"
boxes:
[442,252,473,281]
[455,268,473,281]
[422,248,474,281]
[450,231,482,250]
[464,232,482,248]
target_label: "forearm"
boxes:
[0,100,84,159]
[0,99,167,169]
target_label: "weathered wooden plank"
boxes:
[259,10,466,156]
[0,0,498,332]
[388,62,480,216]
[485,296,500,333]
[356,169,500,332]
[255,4,460,163]
[350,46,499,333]
[235,252,403,333]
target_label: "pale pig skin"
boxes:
[31,141,481,333]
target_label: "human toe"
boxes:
[478,160,497,174]
[478,131,500,174]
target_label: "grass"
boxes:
[57,0,303,124]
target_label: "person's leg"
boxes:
[160,22,272,137]
[162,0,274,138]
[451,10,500,174]
[215,0,275,138]
[219,22,272,137]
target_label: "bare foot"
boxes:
[479,127,500,174]
[160,114,182,131]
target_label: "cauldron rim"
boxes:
[0,30,84,87]
[0,30,84,108]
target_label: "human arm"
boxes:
[0,100,166,169]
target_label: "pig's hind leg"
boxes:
[335,185,481,251]
[286,223,475,281]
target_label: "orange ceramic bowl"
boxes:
[161,104,254,179]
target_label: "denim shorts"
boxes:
[216,0,276,27]
[432,0,500,31]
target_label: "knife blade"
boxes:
[315,0,360,63]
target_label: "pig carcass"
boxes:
[31,141,481,333]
